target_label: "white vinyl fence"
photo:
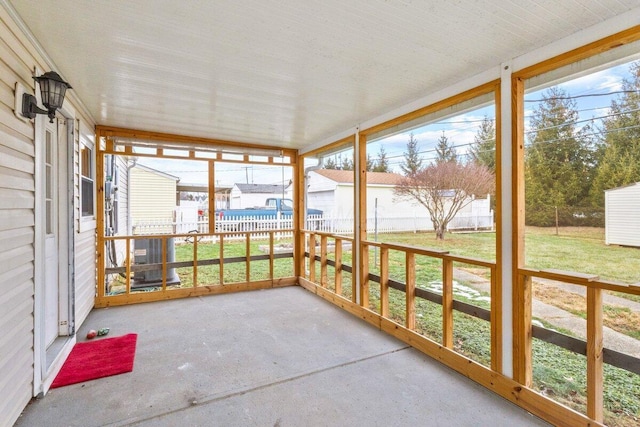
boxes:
[132,211,493,243]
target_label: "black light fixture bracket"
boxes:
[22,92,52,121]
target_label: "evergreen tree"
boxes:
[525,86,594,225]
[323,157,337,169]
[340,156,354,171]
[469,116,496,172]
[372,146,390,172]
[589,61,640,206]
[366,154,375,172]
[400,133,423,176]
[435,132,457,164]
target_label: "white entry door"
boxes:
[43,118,67,348]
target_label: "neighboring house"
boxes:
[130,164,179,234]
[307,169,492,232]
[307,169,418,218]
[230,183,289,209]
[605,182,640,247]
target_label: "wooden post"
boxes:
[219,235,224,285]
[380,246,389,317]
[442,258,454,348]
[294,151,304,279]
[245,232,251,282]
[512,75,528,383]
[334,238,343,295]
[209,160,215,236]
[360,243,370,307]
[320,235,328,288]
[309,233,316,283]
[586,287,604,422]
[125,238,131,294]
[514,273,532,386]
[193,238,198,287]
[490,265,502,372]
[406,252,416,330]
[161,235,167,290]
[269,231,274,281]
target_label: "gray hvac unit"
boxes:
[132,237,180,288]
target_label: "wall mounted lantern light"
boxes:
[21,71,72,123]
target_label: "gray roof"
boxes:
[234,183,286,194]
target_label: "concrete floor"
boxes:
[16,286,550,427]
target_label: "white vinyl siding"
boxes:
[130,166,178,231]
[605,183,640,247]
[0,9,39,423]
[0,5,97,425]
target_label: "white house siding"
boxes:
[130,166,178,232]
[73,120,97,326]
[605,183,640,247]
[230,191,272,208]
[0,7,96,426]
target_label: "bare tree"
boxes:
[394,161,494,240]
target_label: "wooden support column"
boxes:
[269,232,274,280]
[334,238,343,294]
[294,152,304,279]
[493,81,504,374]
[514,273,532,386]
[380,246,389,317]
[125,238,131,294]
[490,265,501,372]
[193,238,198,287]
[320,235,328,288]
[161,235,167,290]
[406,252,416,330]
[512,75,527,382]
[209,160,215,237]
[442,258,454,348]
[360,243,369,307]
[586,287,604,422]
[219,235,225,285]
[356,131,367,305]
[309,233,316,283]
[245,233,251,282]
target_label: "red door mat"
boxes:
[51,333,137,388]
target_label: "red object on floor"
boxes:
[51,333,137,388]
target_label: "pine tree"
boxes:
[435,132,457,164]
[400,133,423,176]
[340,156,354,171]
[323,157,337,169]
[525,86,594,225]
[366,154,375,172]
[589,61,640,206]
[469,116,496,172]
[372,146,390,172]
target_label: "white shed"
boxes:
[605,182,640,247]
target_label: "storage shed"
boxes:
[605,182,640,247]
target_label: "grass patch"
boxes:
[534,285,640,340]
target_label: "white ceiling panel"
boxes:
[8,0,640,150]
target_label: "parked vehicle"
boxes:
[215,198,323,231]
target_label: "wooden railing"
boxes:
[97,230,296,307]
[298,229,640,426]
[300,230,500,370]
[518,268,640,423]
